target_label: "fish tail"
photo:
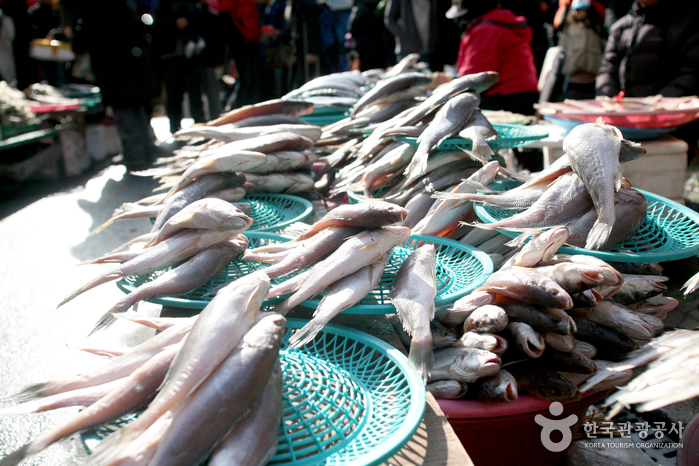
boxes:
[57,272,123,308]
[4,383,50,403]
[408,340,433,384]
[505,229,541,248]
[681,271,699,296]
[287,321,324,349]
[585,221,613,250]
[90,218,116,235]
[0,444,32,466]
[88,312,119,336]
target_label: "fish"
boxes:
[504,226,570,269]
[433,182,548,211]
[544,333,576,352]
[511,365,579,402]
[405,92,480,180]
[265,269,313,300]
[225,113,312,128]
[58,229,240,308]
[390,244,438,383]
[0,379,122,415]
[91,204,162,235]
[350,72,432,118]
[113,313,187,331]
[563,119,624,250]
[87,272,269,458]
[276,226,411,314]
[532,261,607,294]
[498,299,575,335]
[7,317,195,402]
[571,289,603,308]
[151,173,246,232]
[259,227,361,278]
[438,290,496,327]
[570,301,656,341]
[208,362,283,466]
[383,53,422,77]
[246,150,318,175]
[607,261,662,276]
[470,370,518,402]
[537,347,597,374]
[477,268,574,309]
[570,315,638,360]
[604,274,669,305]
[682,270,699,296]
[293,201,407,242]
[504,322,545,359]
[0,344,180,466]
[627,295,679,319]
[426,380,468,399]
[173,124,321,143]
[547,254,624,287]
[208,98,314,126]
[463,305,509,334]
[146,313,285,466]
[358,144,417,197]
[455,332,509,355]
[91,237,249,334]
[289,252,391,349]
[244,172,316,194]
[574,340,597,359]
[430,347,501,383]
[163,150,268,201]
[401,192,437,229]
[457,109,498,162]
[209,187,247,202]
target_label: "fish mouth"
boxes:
[482,355,502,369]
[504,383,518,402]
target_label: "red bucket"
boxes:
[438,391,608,466]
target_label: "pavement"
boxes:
[0,122,697,465]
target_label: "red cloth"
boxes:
[219,0,261,44]
[456,8,539,97]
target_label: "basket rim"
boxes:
[245,192,314,232]
[393,123,549,150]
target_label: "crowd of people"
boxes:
[0,0,696,168]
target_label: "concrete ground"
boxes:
[0,122,697,465]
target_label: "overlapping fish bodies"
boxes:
[350,72,432,118]
[470,370,518,402]
[208,98,314,126]
[458,109,498,162]
[477,268,574,309]
[563,118,624,250]
[390,244,438,383]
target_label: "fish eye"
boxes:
[551,290,559,297]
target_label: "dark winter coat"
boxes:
[596,1,699,97]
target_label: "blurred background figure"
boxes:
[450,0,539,115]
[556,0,605,100]
[384,0,438,67]
[347,0,394,71]
[2,0,32,88]
[0,3,16,85]
[153,0,206,134]
[194,0,225,120]
[28,0,67,86]
[596,0,699,162]
[285,0,323,86]
[72,0,162,170]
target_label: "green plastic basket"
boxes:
[300,112,350,127]
[117,232,493,312]
[245,193,314,232]
[473,182,699,262]
[82,318,426,466]
[394,123,548,151]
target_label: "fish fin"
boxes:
[681,271,699,296]
[0,443,32,466]
[585,220,613,251]
[506,229,542,248]
[614,168,624,192]
[91,218,116,235]
[57,272,124,308]
[88,312,119,336]
[408,339,433,384]
[464,179,498,193]
[287,321,324,349]
[462,146,493,163]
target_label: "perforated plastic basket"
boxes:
[473,183,699,262]
[300,112,350,127]
[538,101,699,128]
[117,232,493,311]
[82,318,426,466]
[394,123,549,151]
[245,193,314,232]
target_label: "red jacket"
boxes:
[219,0,261,44]
[456,8,539,97]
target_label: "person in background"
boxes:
[557,0,605,100]
[72,0,162,170]
[2,0,32,88]
[450,0,540,115]
[28,0,66,86]
[195,0,225,120]
[153,0,206,134]
[384,0,438,67]
[596,0,699,161]
[287,0,324,86]
[347,0,392,71]
[430,0,461,72]
[501,0,551,75]
[0,4,16,85]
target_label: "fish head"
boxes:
[431,321,458,348]
[467,71,500,94]
[484,370,518,402]
[378,202,408,224]
[244,312,287,348]
[540,278,574,310]
[382,225,412,244]
[454,348,501,380]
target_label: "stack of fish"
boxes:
[1,272,285,466]
[389,226,677,403]
[57,197,255,335]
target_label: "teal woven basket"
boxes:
[117,232,493,311]
[245,193,314,232]
[300,111,349,127]
[473,182,699,262]
[82,318,426,466]
[394,123,548,151]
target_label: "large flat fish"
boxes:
[390,245,438,383]
[563,119,624,250]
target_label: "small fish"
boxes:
[439,290,496,327]
[563,119,624,250]
[627,295,679,319]
[226,113,312,128]
[548,254,624,287]
[538,347,598,374]
[401,192,437,229]
[502,321,544,359]
[244,172,316,194]
[604,274,669,305]
[544,333,576,353]
[0,379,122,415]
[426,380,468,400]
[533,261,606,294]
[505,227,570,269]
[478,268,573,309]
[499,299,575,335]
[463,305,509,334]
[390,244,438,383]
[173,123,321,143]
[608,261,662,276]
[570,301,656,341]
[574,340,597,359]
[208,98,314,126]
[430,347,501,383]
[470,370,518,402]
[570,315,638,360]
[455,332,509,355]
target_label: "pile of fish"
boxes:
[1,272,286,466]
[449,119,649,251]
[58,197,255,335]
[389,226,678,403]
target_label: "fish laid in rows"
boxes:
[173,123,321,143]
[390,244,438,383]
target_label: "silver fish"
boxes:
[506,322,545,359]
[351,72,432,118]
[426,380,468,400]
[439,290,496,327]
[464,305,509,334]
[208,98,314,126]
[628,295,679,319]
[430,347,501,383]
[605,274,669,305]
[244,172,315,194]
[173,123,321,143]
[455,332,509,355]
[544,333,576,353]
[478,268,574,309]
[0,379,122,415]
[390,244,438,383]
[506,226,570,268]
[500,300,576,335]
[570,301,655,341]
[563,119,624,250]
[533,261,607,294]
